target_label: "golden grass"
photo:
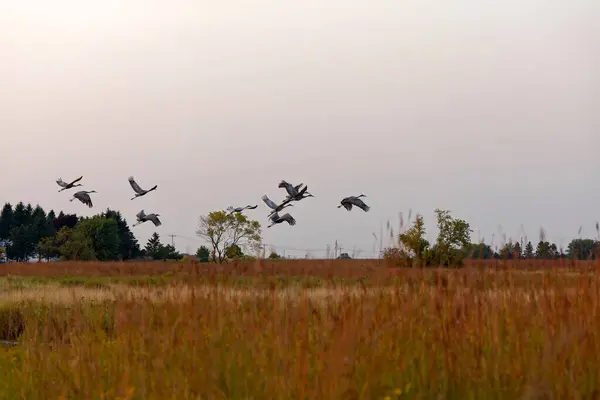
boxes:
[0,260,598,398]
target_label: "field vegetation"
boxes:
[2,202,600,397]
[0,259,598,399]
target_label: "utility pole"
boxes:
[334,240,338,258]
[168,234,176,247]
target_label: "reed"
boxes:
[0,260,597,398]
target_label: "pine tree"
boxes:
[524,241,534,259]
[0,203,13,240]
[145,233,162,259]
[101,209,141,259]
[196,246,210,262]
[12,202,28,229]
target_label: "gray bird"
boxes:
[69,190,97,208]
[338,194,370,212]
[133,209,162,227]
[56,176,83,192]
[282,185,314,204]
[268,211,296,228]
[128,176,158,200]
[261,194,294,217]
[278,180,305,198]
[227,205,258,215]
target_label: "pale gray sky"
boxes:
[1,0,598,257]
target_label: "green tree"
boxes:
[145,233,163,259]
[466,242,494,259]
[433,208,472,266]
[24,203,33,225]
[0,203,14,240]
[37,236,59,261]
[56,226,96,260]
[196,211,262,263]
[7,225,36,261]
[566,238,598,260]
[225,243,244,259]
[76,216,120,261]
[30,205,54,247]
[196,245,211,263]
[12,202,28,229]
[513,241,522,259]
[398,214,429,262]
[524,241,534,259]
[45,210,57,236]
[268,251,281,260]
[101,209,140,259]
[159,244,182,260]
[499,242,515,260]
[535,241,558,259]
[53,212,79,232]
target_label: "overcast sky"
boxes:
[1,0,598,257]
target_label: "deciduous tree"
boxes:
[196,211,262,263]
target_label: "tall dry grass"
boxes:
[0,261,598,398]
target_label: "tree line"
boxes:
[384,209,600,267]
[0,202,182,261]
[1,201,596,265]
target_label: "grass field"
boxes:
[0,259,598,399]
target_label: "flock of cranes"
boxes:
[55,176,371,229]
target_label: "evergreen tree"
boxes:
[196,246,210,262]
[7,225,36,261]
[513,242,522,259]
[54,211,78,231]
[0,203,13,239]
[524,241,534,259]
[145,233,163,259]
[101,209,140,259]
[46,210,57,237]
[12,202,28,228]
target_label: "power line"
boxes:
[165,233,367,256]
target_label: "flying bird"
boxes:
[227,205,258,215]
[261,194,294,217]
[278,180,304,198]
[128,176,158,200]
[56,176,83,192]
[338,194,370,212]
[69,190,96,208]
[282,185,315,204]
[267,211,296,228]
[133,210,162,227]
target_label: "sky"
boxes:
[1,0,598,257]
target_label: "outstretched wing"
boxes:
[128,176,145,194]
[262,195,278,209]
[342,201,353,211]
[68,176,83,186]
[136,209,146,219]
[76,192,93,208]
[280,213,296,226]
[56,178,68,188]
[148,214,162,227]
[352,199,370,212]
